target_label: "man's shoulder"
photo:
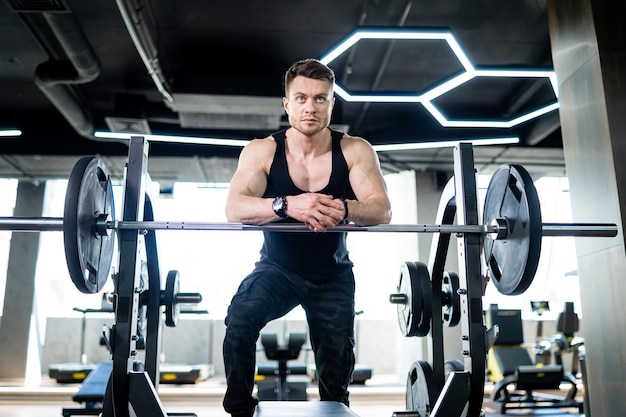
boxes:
[240,136,278,161]
[339,133,374,150]
[247,135,278,148]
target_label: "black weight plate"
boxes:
[415,262,433,337]
[406,360,438,416]
[396,262,422,337]
[396,262,432,337]
[483,164,542,295]
[164,270,180,327]
[442,271,460,327]
[64,156,115,294]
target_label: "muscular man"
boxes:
[223,58,392,417]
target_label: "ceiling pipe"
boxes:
[17,2,166,142]
[115,0,174,104]
[28,12,100,139]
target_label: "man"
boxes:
[223,58,392,417]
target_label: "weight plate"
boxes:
[442,271,460,327]
[64,156,115,294]
[164,270,180,327]
[406,360,438,416]
[395,262,432,337]
[416,262,433,337]
[483,164,542,295]
[394,262,421,337]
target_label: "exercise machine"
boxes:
[48,301,113,383]
[256,332,309,401]
[62,361,113,416]
[486,307,583,414]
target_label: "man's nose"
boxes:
[303,99,316,112]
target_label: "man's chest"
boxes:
[286,152,332,192]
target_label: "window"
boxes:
[479,175,579,318]
[0,172,578,325]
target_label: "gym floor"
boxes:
[0,375,585,417]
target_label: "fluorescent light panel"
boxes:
[94,131,250,147]
[373,136,519,152]
[96,130,518,151]
[0,129,22,137]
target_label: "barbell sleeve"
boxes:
[541,223,618,237]
[0,217,64,231]
[175,293,203,304]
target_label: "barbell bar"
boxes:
[0,217,618,237]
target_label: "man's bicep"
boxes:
[229,141,270,197]
[349,146,389,201]
[229,166,267,198]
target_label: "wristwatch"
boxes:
[272,196,288,218]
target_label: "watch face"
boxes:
[272,196,285,211]
[272,196,287,218]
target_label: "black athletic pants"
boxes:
[222,262,356,416]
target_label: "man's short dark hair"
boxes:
[284,58,335,94]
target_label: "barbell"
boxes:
[0,217,615,235]
[0,156,619,295]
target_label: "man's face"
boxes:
[283,75,335,136]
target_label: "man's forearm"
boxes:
[344,197,392,226]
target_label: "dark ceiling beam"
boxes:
[353,0,414,134]
[500,43,559,145]
[523,110,561,145]
[338,0,370,84]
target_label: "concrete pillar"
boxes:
[547,1,626,415]
[0,181,46,383]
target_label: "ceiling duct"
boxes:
[166,94,285,130]
[115,0,173,103]
[8,1,100,138]
[105,117,152,134]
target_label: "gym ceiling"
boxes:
[0,0,567,185]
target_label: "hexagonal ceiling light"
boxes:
[319,28,559,130]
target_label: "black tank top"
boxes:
[259,128,357,282]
